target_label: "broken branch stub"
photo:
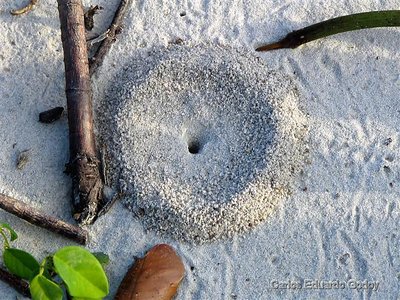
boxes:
[57,0,103,225]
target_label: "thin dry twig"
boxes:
[10,0,38,16]
[0,193,88,245]
[89,0,133,76]
[87,29,110,49]
[0,267,30,297]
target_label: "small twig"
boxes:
[100,144,109,186]
[10,0,38,16]
[256,10,400,51]
[98,188,121,218]
[87,29,110,49]
[0,193,88,245]
[89,0,133,76]
[0,267,30,297]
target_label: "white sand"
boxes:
[0,0,399,299]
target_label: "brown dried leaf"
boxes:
[115,244,185,300]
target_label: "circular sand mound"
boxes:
[99,44,308,243]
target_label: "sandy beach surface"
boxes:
[0,0,399,299]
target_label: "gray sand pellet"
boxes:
[97,43,309,243]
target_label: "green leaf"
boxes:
[256,10,400,51]
[73,298,102,300]
[0,223,18,241]
[91,252,110,267]
[30,274,63,300]
[3,248,40,280]
[53,246,109,298]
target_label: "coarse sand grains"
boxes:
[97,43,309,243]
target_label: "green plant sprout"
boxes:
[0,223,109,300]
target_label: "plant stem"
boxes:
[0,267,30,297]
[56,0,104,225]
[0,230,9,249]
[256,10,400,51]
[89,0,133,76]
[0,193,88,245]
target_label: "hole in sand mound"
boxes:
[182,122,210,155]
[99,43,309,244]
[188,139,201,154]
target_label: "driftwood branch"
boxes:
[6,0,133,234]
[57,0,104,225]
[0,193,88,245]
[0,0,134,296]
[89,0,133,76]
[0,267,30,297]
